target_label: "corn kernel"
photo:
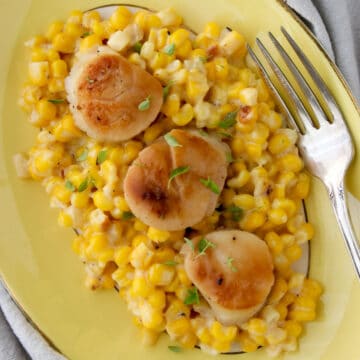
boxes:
[268,133,292,154]
[148,263,175,286]
[227,170,251,189]
[147,227,170,243]
[130,242,154,269]
[110,6,132,30]
[238,332,258,352]
[51,59,68,78]
[28,61,49,86]
[58,209,72,227]
[283,321,303,338]
[285,243,302,262]
[220,30,246,56]
[157,8,182,27]
[162,93,180,117]
[46,21,64,40]
[114,246,132,266]
[131,277,152,298]
[52,33,75,53]
[172,103,194,126]
[279,153,304,172]
[36,99,56,125]
[148,290,166,310]
[265,232,284,255]
[246,318,267,336]
[80,34,102,51]
[71,191,89,208]
[268,208,288,225]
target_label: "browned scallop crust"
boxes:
[183,230,274,325]
[124,129,229,231]
[66,46,163,142]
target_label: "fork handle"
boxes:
[328,181,360,279]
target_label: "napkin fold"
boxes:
[1,0,359,359]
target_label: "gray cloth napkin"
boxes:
[1,0,359,359]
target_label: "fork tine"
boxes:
[268,32,329,127]
[256,38,315,133]
[247,44,300,132]
[281,27,343,123]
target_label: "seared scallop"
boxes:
[65,46,163,142]
[183,230,274,326]
[124,129,229,231]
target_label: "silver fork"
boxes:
[248,27,360,280]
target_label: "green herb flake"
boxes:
[198,129,209,137]
[199,56,208,63]
[184,287,200,305]
[133,41,142,53]
[162,82,173,100]
[200,177,220,195]
[217,131,233,139]
[218,111,238,129]
[197,237,216,256]
[97,149,107,165]
[163,260,178,266]
[122,211,134,220]
[184,237,194,251]
[87,76,95,84]
[76,149,88,162]
[48,99,65,104]
[226,257,238,272]
[168,166,190,187]
[168,345,182,353]
[226,151,234,163]
[228,205,243,222]
[164,133,182,148]
[81,31,91,38]
[65,180,75,192]
[163,43,176,55]
[138,96,151,111]
[78,178,89,192]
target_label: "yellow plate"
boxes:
[1,1,360,359]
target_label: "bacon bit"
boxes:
[207,44,219,59]
[237,105,252,123]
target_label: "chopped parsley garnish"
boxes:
[65,180,75,192]
[76,149,88,162]
[168,345,182,353]
[133,41,142,53]
[163,43,176,55]
[217,131,233,139]
[48,99,65,104]
[168,166,190,187]
[81,31,91,38]
[122,211,134,220]
[164,133,182,147]
[197,237,216,256]
[138,96,151,111]
[163,260,178,266]
[199,56,208,63]
[200,177,220,195]
[162,82,173,100]
[226,151,234,163]
[226,257,238,272]
[78,178,89,192]
[228,205,243,221]
[96,149,107,165]
[198,129,209,137]
[184,287,200,305]
[184,237,194,251]
[218,111,237,129]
